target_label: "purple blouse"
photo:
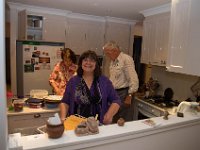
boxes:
[61,75,121,123]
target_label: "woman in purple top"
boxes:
[60,50,121,124]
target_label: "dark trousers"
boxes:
[113,88,134,123]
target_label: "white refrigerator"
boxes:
[16,40,65,97]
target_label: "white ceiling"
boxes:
[6,0,171,21]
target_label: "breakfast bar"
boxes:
[10,113,200,150]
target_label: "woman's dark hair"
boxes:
[61,48,77,64]
[77,50,102,79]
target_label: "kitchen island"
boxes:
[10,113,200,150]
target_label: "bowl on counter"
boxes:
[25,98,44,108]
[45,101,60,109]
[43,95,62,109]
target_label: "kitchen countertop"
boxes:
[12,113,200,150]
[7,107,60,116]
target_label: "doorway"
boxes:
[132,35,145,87]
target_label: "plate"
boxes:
[43,95,63,101]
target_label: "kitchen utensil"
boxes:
[164,88,174,101]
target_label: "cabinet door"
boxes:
[167,0,190,74]
[18,10,43,40]
[153,15,170,66]
[43,14,66,43]
[67,18,88,55]
[18,10,27,40]
[105,22,131,54]
[142,14,170,66]
[141,20,154,64]
[86,21,105,56]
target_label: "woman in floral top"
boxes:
[49,48,77,95]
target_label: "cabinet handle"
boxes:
[34,113,41,118]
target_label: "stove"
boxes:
[145,96,180,108]
[133,96,179,120]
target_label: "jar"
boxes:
[13,100,24,112]
[46,122,64,139]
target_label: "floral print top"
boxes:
[49,61,77,95]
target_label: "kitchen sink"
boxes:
[11,126,44,136]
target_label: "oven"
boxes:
[133,97,165,120]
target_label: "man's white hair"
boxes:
[103,41,120,50]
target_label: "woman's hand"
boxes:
[124,95,132,106]
[103,113,113,125]
[103,103,120,124]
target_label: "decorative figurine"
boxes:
[117,118,125,126]
[163,110,169,120]
[74,117,99,136]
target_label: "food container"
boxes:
[45,101,60,109]
[28,102,43,108]
[43,95,62,109]
[13,100,24,112]
[46,122,64,139]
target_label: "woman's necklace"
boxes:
[83,76,93,89]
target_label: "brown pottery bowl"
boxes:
[46,122,64,139]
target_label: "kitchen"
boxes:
[1,0,200,149]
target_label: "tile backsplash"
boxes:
[151,66,199,101]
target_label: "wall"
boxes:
[133,22,143,36]
[151,65,199,101]
[0,0,8,149]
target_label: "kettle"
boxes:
[177,101,199,114]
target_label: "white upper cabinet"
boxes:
[18,10,43,40]
[42,14,66,43]
[67,18,88,55]
[141,13,170,66]
[141,19,155,64]
[86,21,105,56]
[67,17,105,55]
[167,0,200,76]
[154,15,170,65]
[17,7,134,57]
[105,21,132,54]
[18,10,66,43]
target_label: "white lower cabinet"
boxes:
[8,111,56,135]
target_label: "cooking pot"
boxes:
[164,88,174,101]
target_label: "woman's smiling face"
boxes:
[82,57,96,73]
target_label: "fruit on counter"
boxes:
[117,118,125,126]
